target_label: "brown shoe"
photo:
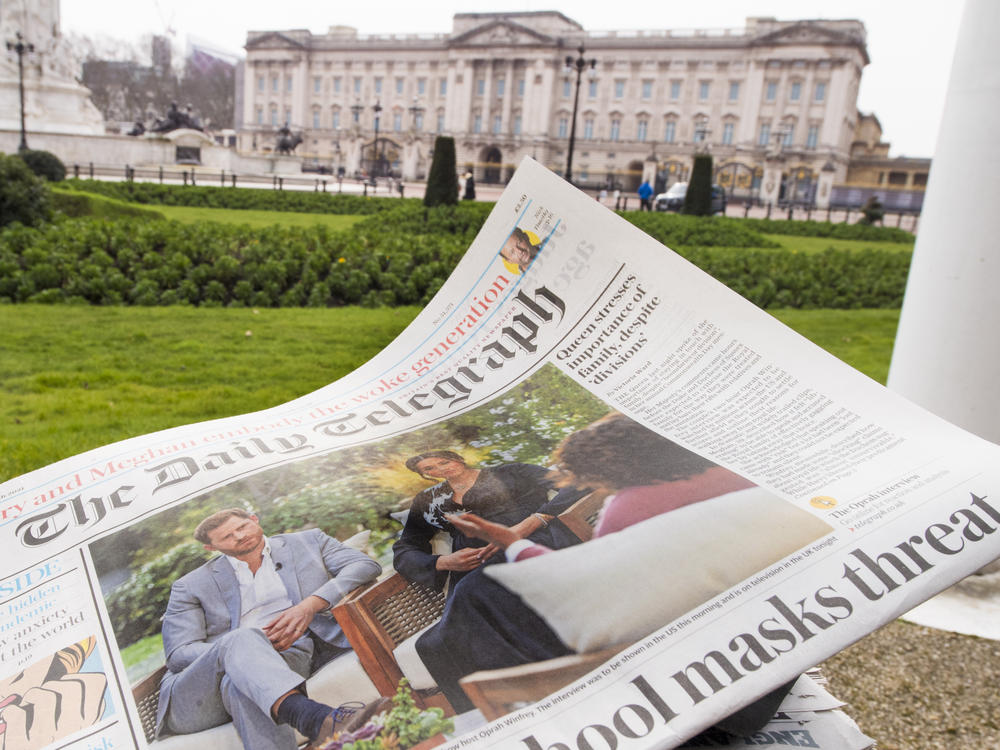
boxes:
[313,697,394,748]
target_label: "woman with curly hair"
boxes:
[415,413,763,716]
[392,450,583,594]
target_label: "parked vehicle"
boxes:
[654,182,728,214]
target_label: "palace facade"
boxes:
[239,12,873,207]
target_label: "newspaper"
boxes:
[2,157,998,750]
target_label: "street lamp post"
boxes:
[372,99,382,177]
[6,31,35,152]
[563,44,596,184]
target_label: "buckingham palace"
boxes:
[238,11,874,208]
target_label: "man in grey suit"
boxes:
[155,508,382,749]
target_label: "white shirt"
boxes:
[226,537,294,630]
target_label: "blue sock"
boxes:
[275,692,331,741]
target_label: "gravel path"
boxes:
[820,620,1000,749]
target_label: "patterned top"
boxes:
[392,462,582,591]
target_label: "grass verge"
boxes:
[762,234,914,255]
[149,204,365,230]
[0,305,898,483]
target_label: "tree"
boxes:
[424,136,459,207]
[0,154,51,228]
[682,154,714,216]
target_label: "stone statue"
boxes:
[275,125,303,154]
[150,101,203,133]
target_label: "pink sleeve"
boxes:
[513,545,551,561]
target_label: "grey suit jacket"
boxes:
[156,529,381,732]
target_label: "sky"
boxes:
[59,0,965,159]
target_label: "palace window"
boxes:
[758,122,771,146]
[806,125,818,149]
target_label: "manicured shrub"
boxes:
[0,153,50,228]
[424,136,459,207]
[740,217,911,242]
[683,154,713,216]
[18,149,67,182]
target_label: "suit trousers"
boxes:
[414,568,792,734]
[414,568,573,713]
[163,628,313,750]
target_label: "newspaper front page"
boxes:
[2,158,998,750]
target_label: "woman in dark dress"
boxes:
[392,450,582,593]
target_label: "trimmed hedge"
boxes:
[676,246,910,309]
[65,179,914,242]
[0,213,909,309]
[624,212,781,248]
[64,179,414,215]
[424,135,459,207]
[0,153,51,229]
[18,149,67,182]
[0,216,467,307]
[740,217,912,243]
[51,189,166,221]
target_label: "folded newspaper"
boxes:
[2,158,998,750]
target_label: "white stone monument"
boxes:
[1,0,104,139]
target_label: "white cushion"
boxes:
[392,625,438,690]
[152,651,379,747]
[485,488,832,653]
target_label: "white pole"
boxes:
[887,0,1000,442]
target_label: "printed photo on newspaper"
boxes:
[1,157,998,750]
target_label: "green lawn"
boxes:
[151,204,365,230]
[0,305,419,482]
[0,305,898,483]
[761,234,914,255]
[119,633,165,682]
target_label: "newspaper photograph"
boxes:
[1,157,998,750]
